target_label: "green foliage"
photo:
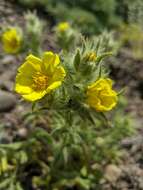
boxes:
[116,0,143,60]
[0,36,135,189]
[16,0,143,35]
[127,0,143,27]
[119,24,143,59]
[15,0,124,34]
[49,4,101,34]
[54,22,80,51]
[0,99,134,190]
[24,11,45,55]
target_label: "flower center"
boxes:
[32,72,49,91]
[10,37,19,48]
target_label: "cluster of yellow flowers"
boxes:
[1,25,118,112]
[15,51,118,112]
[2,28,22,54]
[1,26,117,112]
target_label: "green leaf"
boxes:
[32,102,37,112]
[117,87,126,96]
[96,52,113,63]
[15,182,23,190]
[19,151,28,164]
[95,38,101,54]
[63,147,68,164]
[80,166,87,177]
[0,142,23,150]
[0,139,36,151]
[32,128,53,144]
[74,49,81,71]
[0,178,11,189]
[75,177,90,190]
[1,156,8,172]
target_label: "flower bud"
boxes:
[84,52,97,62]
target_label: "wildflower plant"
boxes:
[0,12,45,56]
[24,11,45,55]
[0,36,134,190]
[55,22,80,51]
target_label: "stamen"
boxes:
[32,72,49,91]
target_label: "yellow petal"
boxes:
[106,78,113,87]
[25,54,42,71]
[100,95,117,110]
[46,81,62,93]
[18,60,40,78]
[50,66,66,83]
[15,84,33,94]
[22,91,47,102]
[87,79,103,91]
[87,96,100,108]
[15,72,33,94]
[42,51,60,74]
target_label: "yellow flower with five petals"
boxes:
[86,78,118,112]
[15,51,66,101]
[2,28,22,54]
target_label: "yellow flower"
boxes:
[57,22,70,32]
[2,28,22,54]
[15,51,66,101]
[86,78,118,112]
[84,52,97,62]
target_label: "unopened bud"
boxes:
[84,52,97,62]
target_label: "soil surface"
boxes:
[1,0,143,189]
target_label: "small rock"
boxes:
[1,55,15,65]
[0,80,14,92]
[0,64,4,73]
[104,164,121,183]
[0,71,14,81]
[0,90,16,112]
[17,128,28,138]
